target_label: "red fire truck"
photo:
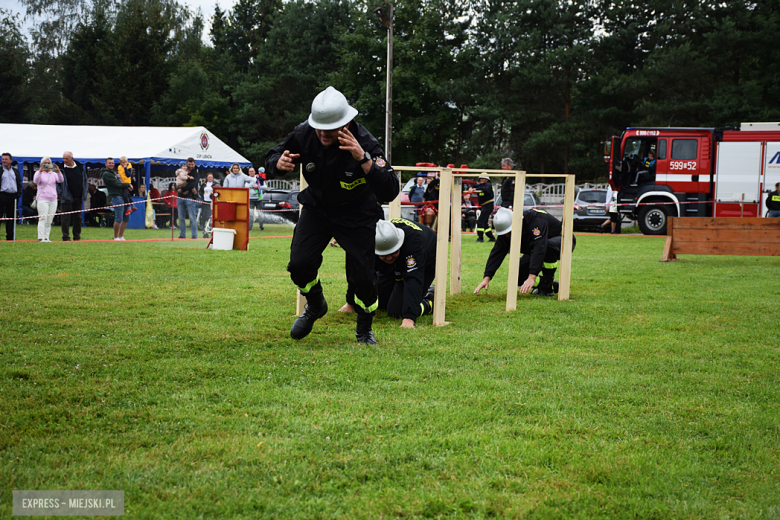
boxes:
[606,122,780,234]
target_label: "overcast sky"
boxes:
[1,0,238,37]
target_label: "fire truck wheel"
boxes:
[638,205,668,235]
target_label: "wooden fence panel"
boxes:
[662,217,780,261]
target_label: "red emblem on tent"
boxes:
[199,132,210,151]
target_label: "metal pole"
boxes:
[385,2,393,164]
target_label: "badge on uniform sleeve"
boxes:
[306,163,315,172]
[406,256,417,269]
[533,227,540,236]
[377,158,386,168]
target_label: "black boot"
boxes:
[486,230,496,242]
[356,312,377,345]
[420,285,435,316]
[290,286,328,340]
[531,269,557,297]
[476,230,484,242]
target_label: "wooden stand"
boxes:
[662,217,780,261]
[207,187,250,250]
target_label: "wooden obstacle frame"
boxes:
[296,166,576,325]
[661,217,780,262]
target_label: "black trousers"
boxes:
[288,201,378,314]
[60,198,83,240]
[0,192,18,241]
[476,202,493,230]
[377,268,436,319]
[518,235,576,288]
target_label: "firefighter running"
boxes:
[467,172,495,242]
[374,219,436,329]
[473,207,576,297]
[265,86,399,345]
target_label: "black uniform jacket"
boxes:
[500,178,514,207]
[265,120,398,208]
[424,177,440,202]
[766,190,780,211]
[377,218,437,320]
[474,181,494,206]
[483,209,563,278]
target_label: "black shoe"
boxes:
[488,236,496,242]
[475,238,484,243]
[290,293,328,340]
[355,313,377,345]
[424,284,435,301]
[62,237,71,242]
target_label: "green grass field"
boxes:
[2,222,779,519]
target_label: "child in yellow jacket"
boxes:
[118,156,137,216]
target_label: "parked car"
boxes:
[262,189,300,223]
[572,188,608,230]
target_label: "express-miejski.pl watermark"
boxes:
[12,490,124,516]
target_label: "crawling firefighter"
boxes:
[473,207,575,297]
[374,219,436,328]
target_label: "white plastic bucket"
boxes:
[211,228,236,250]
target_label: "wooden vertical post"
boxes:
[558,174,575,301]
[505,171,527,311]
[450,176,462,295]
[388,171,402,220]
[296,165,308,315]
[433,167,452,325]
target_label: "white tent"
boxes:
[0,123,252,186]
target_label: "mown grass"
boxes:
[1,223,779,519]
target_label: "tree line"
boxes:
[2,0,778,182]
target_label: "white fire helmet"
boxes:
[494,207,515,236]
[375,220,405,255]
[308,87,358,130]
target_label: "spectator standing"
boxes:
[256,167,266,230]
[149,185,162,229]
[601,185,621,234]
[766,182,780,217]
[1,153,23,240]
[32,158,63,243]
[101,157,131,241]
[222,163,254,188]
[422,171,440,228]
[408,176,425,223]
[22,181,38,221]
[58,151,88,241]
[117,157,136,217]
[500,158,514,208]
[245,167,263,231]
[162,182,177,229]
[198,173,219,235]
[176,158,200,239]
